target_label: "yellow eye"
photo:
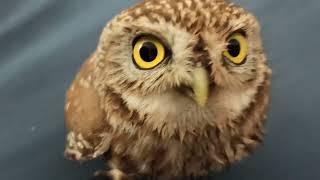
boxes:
[223,33,248,65]
[133,36,166,69]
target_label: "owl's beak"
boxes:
[190,67,210,106]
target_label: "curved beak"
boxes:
[190,67,210,106]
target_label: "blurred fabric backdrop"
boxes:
[0,0,319,179]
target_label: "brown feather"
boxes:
[64,0,271,179]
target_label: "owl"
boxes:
[64,0,271,179]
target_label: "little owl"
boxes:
[64,0,271,179]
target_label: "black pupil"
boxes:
[139,42,158,62]
[227,39,241,57]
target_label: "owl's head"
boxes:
[90,0,271,134]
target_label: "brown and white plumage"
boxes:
[64,0,271,179]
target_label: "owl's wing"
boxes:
[64,53,111,161]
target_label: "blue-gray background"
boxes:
[0,0,319,179]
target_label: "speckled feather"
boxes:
[64,0,271,179]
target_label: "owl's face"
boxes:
[93,0,270,131]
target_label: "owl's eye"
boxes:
[223,33,248,65]
[132,36,167,69]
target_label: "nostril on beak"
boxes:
[195,60,212,77]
